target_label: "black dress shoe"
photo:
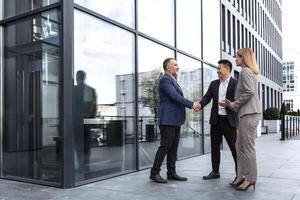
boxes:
[202,172,220,180]
[167,173,188,181]
[150,174,167,183]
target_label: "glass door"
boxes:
[2,9,61,184]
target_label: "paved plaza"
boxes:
[1,133,300,200]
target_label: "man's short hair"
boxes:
[218,59,232,72]
[163,58,175,70]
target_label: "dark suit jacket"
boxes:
[200,77,238,127]
[74,83,97,121]
[158,74,194,126]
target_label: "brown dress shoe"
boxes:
[202,172,220,180]
[167,173,188,181]
[150,174,167,183]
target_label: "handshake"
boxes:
[193,102,201,112]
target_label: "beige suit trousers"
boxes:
[236,114,260,183]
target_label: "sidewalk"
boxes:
[1,133,300,200]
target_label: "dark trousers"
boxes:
[210,115,237,174]
[151,125,180,175]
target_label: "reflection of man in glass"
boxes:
[74,70,97,177]
[75,70,97,118]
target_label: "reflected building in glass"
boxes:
[0,0,282,188]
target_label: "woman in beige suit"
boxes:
[229,48,261,191]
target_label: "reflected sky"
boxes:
[176,0,202,57]
[75,0,135,28]
[138,37,174,73]
[138,0,174,45]
[74,10,134,104]
[202,1,221,64]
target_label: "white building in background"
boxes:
[221,0,283,114]
[283,52,300,111]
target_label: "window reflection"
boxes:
[202,65,218,153]
[138,37,174,168]
[3,9,61,183]
[74,0,135,28]
[74,70,97,176]
[138,0,174,45]
[33,10,60,41]
[4,0,60,18]
[74,71,97,118]
[176,0,202,57]
[176,54,202,157]
[202,1,221,63]
[74,10,135,183]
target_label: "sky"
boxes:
[282,0,300,61]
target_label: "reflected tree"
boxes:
[184,87,201,136]
[140,68,163,117]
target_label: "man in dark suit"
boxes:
[150,58,200,183]
[199,59,238,180]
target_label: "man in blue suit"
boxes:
[150,58,200,183]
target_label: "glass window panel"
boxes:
[176,54,202,158]
[138,37,174,168]
[3,9,61,184]
[176,0,202,57]
[138,0,174,46]
[74,10,136,184]
[202,0,221,63]
[202,64,218,153]
[4,0,59,18]
[74,0,134,28]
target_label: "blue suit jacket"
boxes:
[199,77,238,128]
[158,74,194,126]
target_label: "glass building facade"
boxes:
[0,0,282,188]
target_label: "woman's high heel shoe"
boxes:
[229,178,244,187]
[235,180,256,191]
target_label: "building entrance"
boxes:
[2,10,61,184]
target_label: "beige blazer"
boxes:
[235,67,261,118]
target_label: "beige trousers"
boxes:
[236,114,260,183]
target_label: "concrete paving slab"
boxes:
[0,133,299,200]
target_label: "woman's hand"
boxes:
[229,101,238,112]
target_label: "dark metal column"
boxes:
[0,25,3,177]
[62,0,75,188]
[134,0,139,171]
[201,0,205,154]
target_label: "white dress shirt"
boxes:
[218,76,230,115]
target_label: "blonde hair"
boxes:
[237,48,259,75]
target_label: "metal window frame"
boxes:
[0,0,3,178]
[62,0,74,189]
[0,2,61,25]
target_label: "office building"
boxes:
[221,0,283,114]
[0,0,282,188]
